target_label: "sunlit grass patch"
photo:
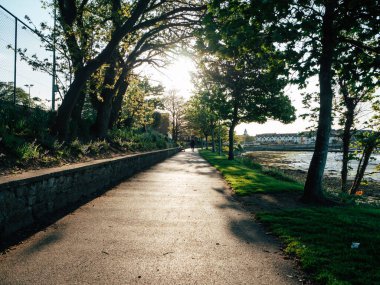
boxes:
[257,206,380,285]
[199,150,380,285]
[199,150,303,195]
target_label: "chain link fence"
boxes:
[0,4,66,110]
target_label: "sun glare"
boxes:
[163,56,196,99]
[144,56,196,99]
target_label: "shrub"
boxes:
[1,133,24,152]
[110,128,170,151]
[15,141,40,161]
[69,139,90,156]
[89,140,110,154]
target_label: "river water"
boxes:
[245,151,380,182]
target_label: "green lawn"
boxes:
[200,150,380,285]
[199,150,303,195]
[257,207,380,285]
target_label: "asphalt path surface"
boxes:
[0,150,300,284]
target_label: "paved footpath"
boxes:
[0,151,300,285]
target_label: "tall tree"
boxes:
[162,90,186,143]
[119,77,163,130]
[248,0,379,203]
[200,57,295,160]
[348,99,380,194]
[185,90,217,150]
[0,82,31,106]
[336,79,376,193]
[197,1,296,160]
[334,33,379,193]
[91,2,194,138]
[52,0,205,140]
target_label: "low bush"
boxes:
[0,104,173,172]
[110,128,171,151]
[15,141,41,161]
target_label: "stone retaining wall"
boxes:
[0,148,179,241]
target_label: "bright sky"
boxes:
[0,0,53,106]
[0,0,50,23]
[0,0,315,135]
[138,55,196,99]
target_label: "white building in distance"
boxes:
[253,131,341,145]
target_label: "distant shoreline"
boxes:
[242,143,342,152]
[244,151,380,203]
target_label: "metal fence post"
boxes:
[13,17,17,104]
[51,0,56,111]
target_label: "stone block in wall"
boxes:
[65,189,81,205]
[34,182,46,203]
[0,191,7,212]
[47,177,55,188]
[47,200,54,212]
[27,191,37,207]
[53,193,70,211]
[3,206,34,238]
[32,202,49,220]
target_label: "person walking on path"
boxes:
[190,139,195,152]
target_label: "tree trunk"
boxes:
[70,87,87,139]
[109,81,127,129]
[349,133,379,194]
[228,97,239,160]
[228,122,236,160]
[341,104,354,193]
[218,122,222,155]
[93,55,118,139]
[93,93,114,139]
[211,127,215,152]
[302,0,337,204]
[205,135,208,149]
[349,145,374,194]
[51,66,92,140]
[175,119,180,143]
[172,113,176,143]
[109,72,129,129]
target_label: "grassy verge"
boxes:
[200,150,380,285]
[257,207,380,285]
[199,150,303,195]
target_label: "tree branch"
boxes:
[339,36,380,55]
